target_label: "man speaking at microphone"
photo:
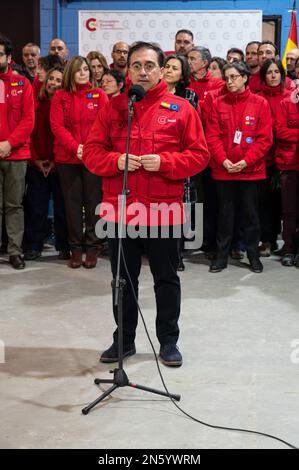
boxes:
[83,41,209,367]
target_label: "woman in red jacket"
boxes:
[258,59,292,257]
[24,66,69,260]
[274,89,299,267]
[206,61,273,273]
[50,56,109,268]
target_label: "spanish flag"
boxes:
[282,1,298,68]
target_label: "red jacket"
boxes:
[50,83,108,164]
[0,68,34,160]
[205,87,273,181]
[189,71,223,107]
[258,84,292,166]
[30,95,54,165]
[201,82,228,127]
[32,76,43,100]
[274,93,299,171]
[249,72,296,94]
[83,80,210,225]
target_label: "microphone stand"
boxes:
[82,95,181,415]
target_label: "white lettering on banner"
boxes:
[79,10,262,61]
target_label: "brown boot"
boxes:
[68,251,82,269]
[83,251,98,269]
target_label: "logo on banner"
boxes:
[86,18,97,31]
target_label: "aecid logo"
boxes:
[86,18,97,32]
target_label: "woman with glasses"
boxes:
[50,56,108,268]
[100,70,125,98]
[86,51,109,87]
[206,61,273,273]
[258,59,292,258]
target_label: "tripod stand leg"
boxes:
[82,384,118,415]
[129,382,181,401]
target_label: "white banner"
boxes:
[79,10,262,61]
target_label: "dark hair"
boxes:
[102,69,125,92]
[40,65,64,99]
[227,48,245,62]
[210,56,227,71]
[164,54,191,87]
[246,41,261,49]
[189,46,212,65]
[38,54,64,72]
[175,29,194,41]
[260,58,285,89]
[0,33,13,56]
[258,41,279,56]
[222,61,251,86]
[128,41,165,68]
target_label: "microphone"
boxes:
[128,84,145,105]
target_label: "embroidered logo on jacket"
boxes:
[11,81,24,87]
[245,115,255,126]
[160,102,180,112]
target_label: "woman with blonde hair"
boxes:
[86,50,109,87]
[50,56,108,268]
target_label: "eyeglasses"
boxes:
[113,49,128,55]
[130,62,158,73]
[101,79,117,86]
[224,74,242,82]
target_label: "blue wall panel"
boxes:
[40,0,296,58]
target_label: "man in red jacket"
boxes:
[84,41,209,367]
[0,34,34,269]
[187,46,223,108]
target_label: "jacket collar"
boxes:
[260,83,284,96]
[74,82,93,95]
[116,79,168,112]
[0,67,12,82]
[225,86,251,104]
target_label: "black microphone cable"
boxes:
[120,243,298,450]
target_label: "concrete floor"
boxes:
[0,248,298,449]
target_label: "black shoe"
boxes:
[281,253,295,267]
[159,344,182,367]
[23,250,41,261]
[209,260,227,273]
[177,259,185,271]
[58,250,71,260]
[230,248,244,260]
[294,254,299,268]
[100,342,136,363]
[249,258,263,273]
[9,255,25,270]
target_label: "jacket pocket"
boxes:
[153,132,180,153]
[148,175,183,199]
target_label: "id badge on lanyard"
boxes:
[233,128,242,144]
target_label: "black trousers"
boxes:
[259,166,281,245]
[215,180,261,261]
[24,167,69,251]
[57,164,102,253]
[108,224,181,346]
